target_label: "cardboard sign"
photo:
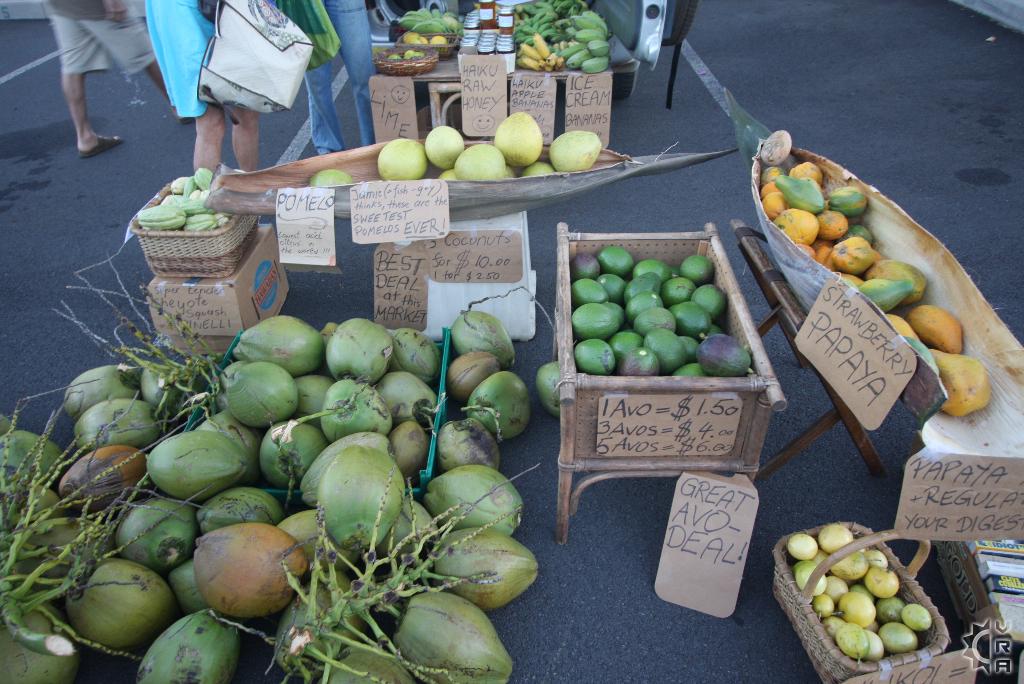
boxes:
[275,187,337,269]
[460,55,507,137]
[350,180,450,245]
[655,472,758,618]
[372,242,429,330]
[564,71,612,147]
[795,279,917,430]
[895,448,1024,541]
[844,650,976,684]
[425,230,523,283]
[595,393,742,458]
[510,71,556,144]
[369,75,417,142]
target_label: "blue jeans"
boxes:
[305,0,375,153]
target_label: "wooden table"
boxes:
[731,219,886,480]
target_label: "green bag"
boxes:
[277,0,341,70]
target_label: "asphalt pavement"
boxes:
[1,0,1023,682]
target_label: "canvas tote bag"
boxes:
[198,0,314,112]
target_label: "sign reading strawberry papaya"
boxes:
[795,279,917,430]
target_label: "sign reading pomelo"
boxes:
[796,278,917,430]
[655,472,758,618]
[564,71,612,146]
[369,75,417,142]
[350,180,450,244]
[275,186,338,269]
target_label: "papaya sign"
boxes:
[796,278,916,430]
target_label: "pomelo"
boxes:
[309,169,353,187]
[424,126,465,170]
[521,161,555,177]
[549,130,601,172]
[494,112,543,167]
[454,144,506,181]
[378,139,428,181]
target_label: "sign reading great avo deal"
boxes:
[655,472,759,618]
[350,180,450,245]
[795,278,917,430]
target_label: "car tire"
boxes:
[662,0,700,47]
[612,70,637,100]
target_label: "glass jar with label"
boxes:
[478,0,496,31]
[462,14,480,47]
[477,34,497,54]
[496,35,515,54]
[497,7,515,35]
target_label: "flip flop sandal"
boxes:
[79,136,123,158]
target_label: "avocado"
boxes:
[696,334,751,377]
[572,302,619,341]
[616,347,660,376]
[570,253,601,281]
[571,278,608,307]
[623,272,662,301]
[574,339,615,375]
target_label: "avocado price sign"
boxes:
[655,472,759,618]
[369,75,418,142]
[350,180,450,245]
[275,186,338,270]
[796,278,917,430]
[895,448,1024,541]
[595,392,742,458]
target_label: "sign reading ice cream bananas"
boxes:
[564,72,611,147]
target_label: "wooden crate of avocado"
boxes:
[553,222,786,542]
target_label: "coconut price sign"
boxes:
[655,472,759,618]
[350,180,450,245]
[795,278,917,430]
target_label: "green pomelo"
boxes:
[521,161,555,177]
[494,112,543,166]
[549,130,602,172]
[439,168,459,180]
[309,168,353,187]
[454,144,507,180]
[378,138,428,180]
[424,126,465,169]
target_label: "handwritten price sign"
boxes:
[595,393,742,458]
[350,180,450,245]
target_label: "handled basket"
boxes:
[772,523,950,683]
[373,47,439,76]
[129,184,257,278]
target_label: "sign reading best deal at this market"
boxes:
[795,278,917,430]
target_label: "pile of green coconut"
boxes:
[0,309,537,684]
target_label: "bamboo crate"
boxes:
[554,222,786,543]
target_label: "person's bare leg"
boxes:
[143,61,170,102]
[61,71,97,152]
[231,109,260,172]
[194,107,226,171]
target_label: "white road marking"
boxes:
[0,48,61,87]
[276,66,350,165]
[681,40,728,115]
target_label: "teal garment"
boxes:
[144,0,214,118]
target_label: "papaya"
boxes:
[907,305,963,354]
[838,273,864,288]
[858,279,915,312]
[931,351,991,416]
[816,210,849,241]
[774,175,826,214]
[903,337,938,375]
[886,314,918,340]
[812,240,833,265]
[830,236,876,275]
[828,186,868,217]
[761,191,787,220]
[774,208,819,246]
[847,224,874,245]
[760,181,780,198]
[795,243,815,259]
[760,166,784,184]
[789,161,823,185]
[865,260,927,305]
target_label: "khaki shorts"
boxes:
[50,14,154,75]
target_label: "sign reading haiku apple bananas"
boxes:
[655,472,758,617]
[796,279,917,430]
[565,72,611,146]
[350,180,450,245]
[510,72,556,144]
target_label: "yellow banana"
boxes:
[517,56,543,71]
[520,43,543,61]
[533,32,551,59]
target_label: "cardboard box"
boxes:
[148,226,287,350]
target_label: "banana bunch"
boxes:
[398,8,463,35]
[517,33,565,71]
[558,11,609,72]
[514,0,588,45]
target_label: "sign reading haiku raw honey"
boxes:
[655,472,759,617]
[796,279,917,430]
[460,55,507,137]
[595,393,742,457]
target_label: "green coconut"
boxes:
[74,398,160,449]
[259,420,328,488]
[167,559,209,614]
[389,328,442,383]
[274,586,366,672]
[320,379,393,443]
[196,411,261,483]
[465,371,531,440]
[277,509,358,567]
[0,429,63,475]
[116,497,198,574]
[394,592,512,684]
[197,486,285,534]
[451,311,515,369]
[139,367,182,413]
[434,528,538,610]
[0,413,10,434]
[423,465,522,536]
[63,364,139,420]
[300,432,392,505]
[377,498,435,558]
[137,611,240,684]
[222,361,298,428]
[327,649,415,684]
[375,371,437,427]
[534,361,560,417]
[446,351,501,403]
[147,431,250,502]
[318,445,404,553]
[326,318,394,383]
[0,609,79,684]
[388,420,429,480]
[437,418,500,472]
[66,558,179,650]
[233,315,325,376]
[293,374,335,428]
